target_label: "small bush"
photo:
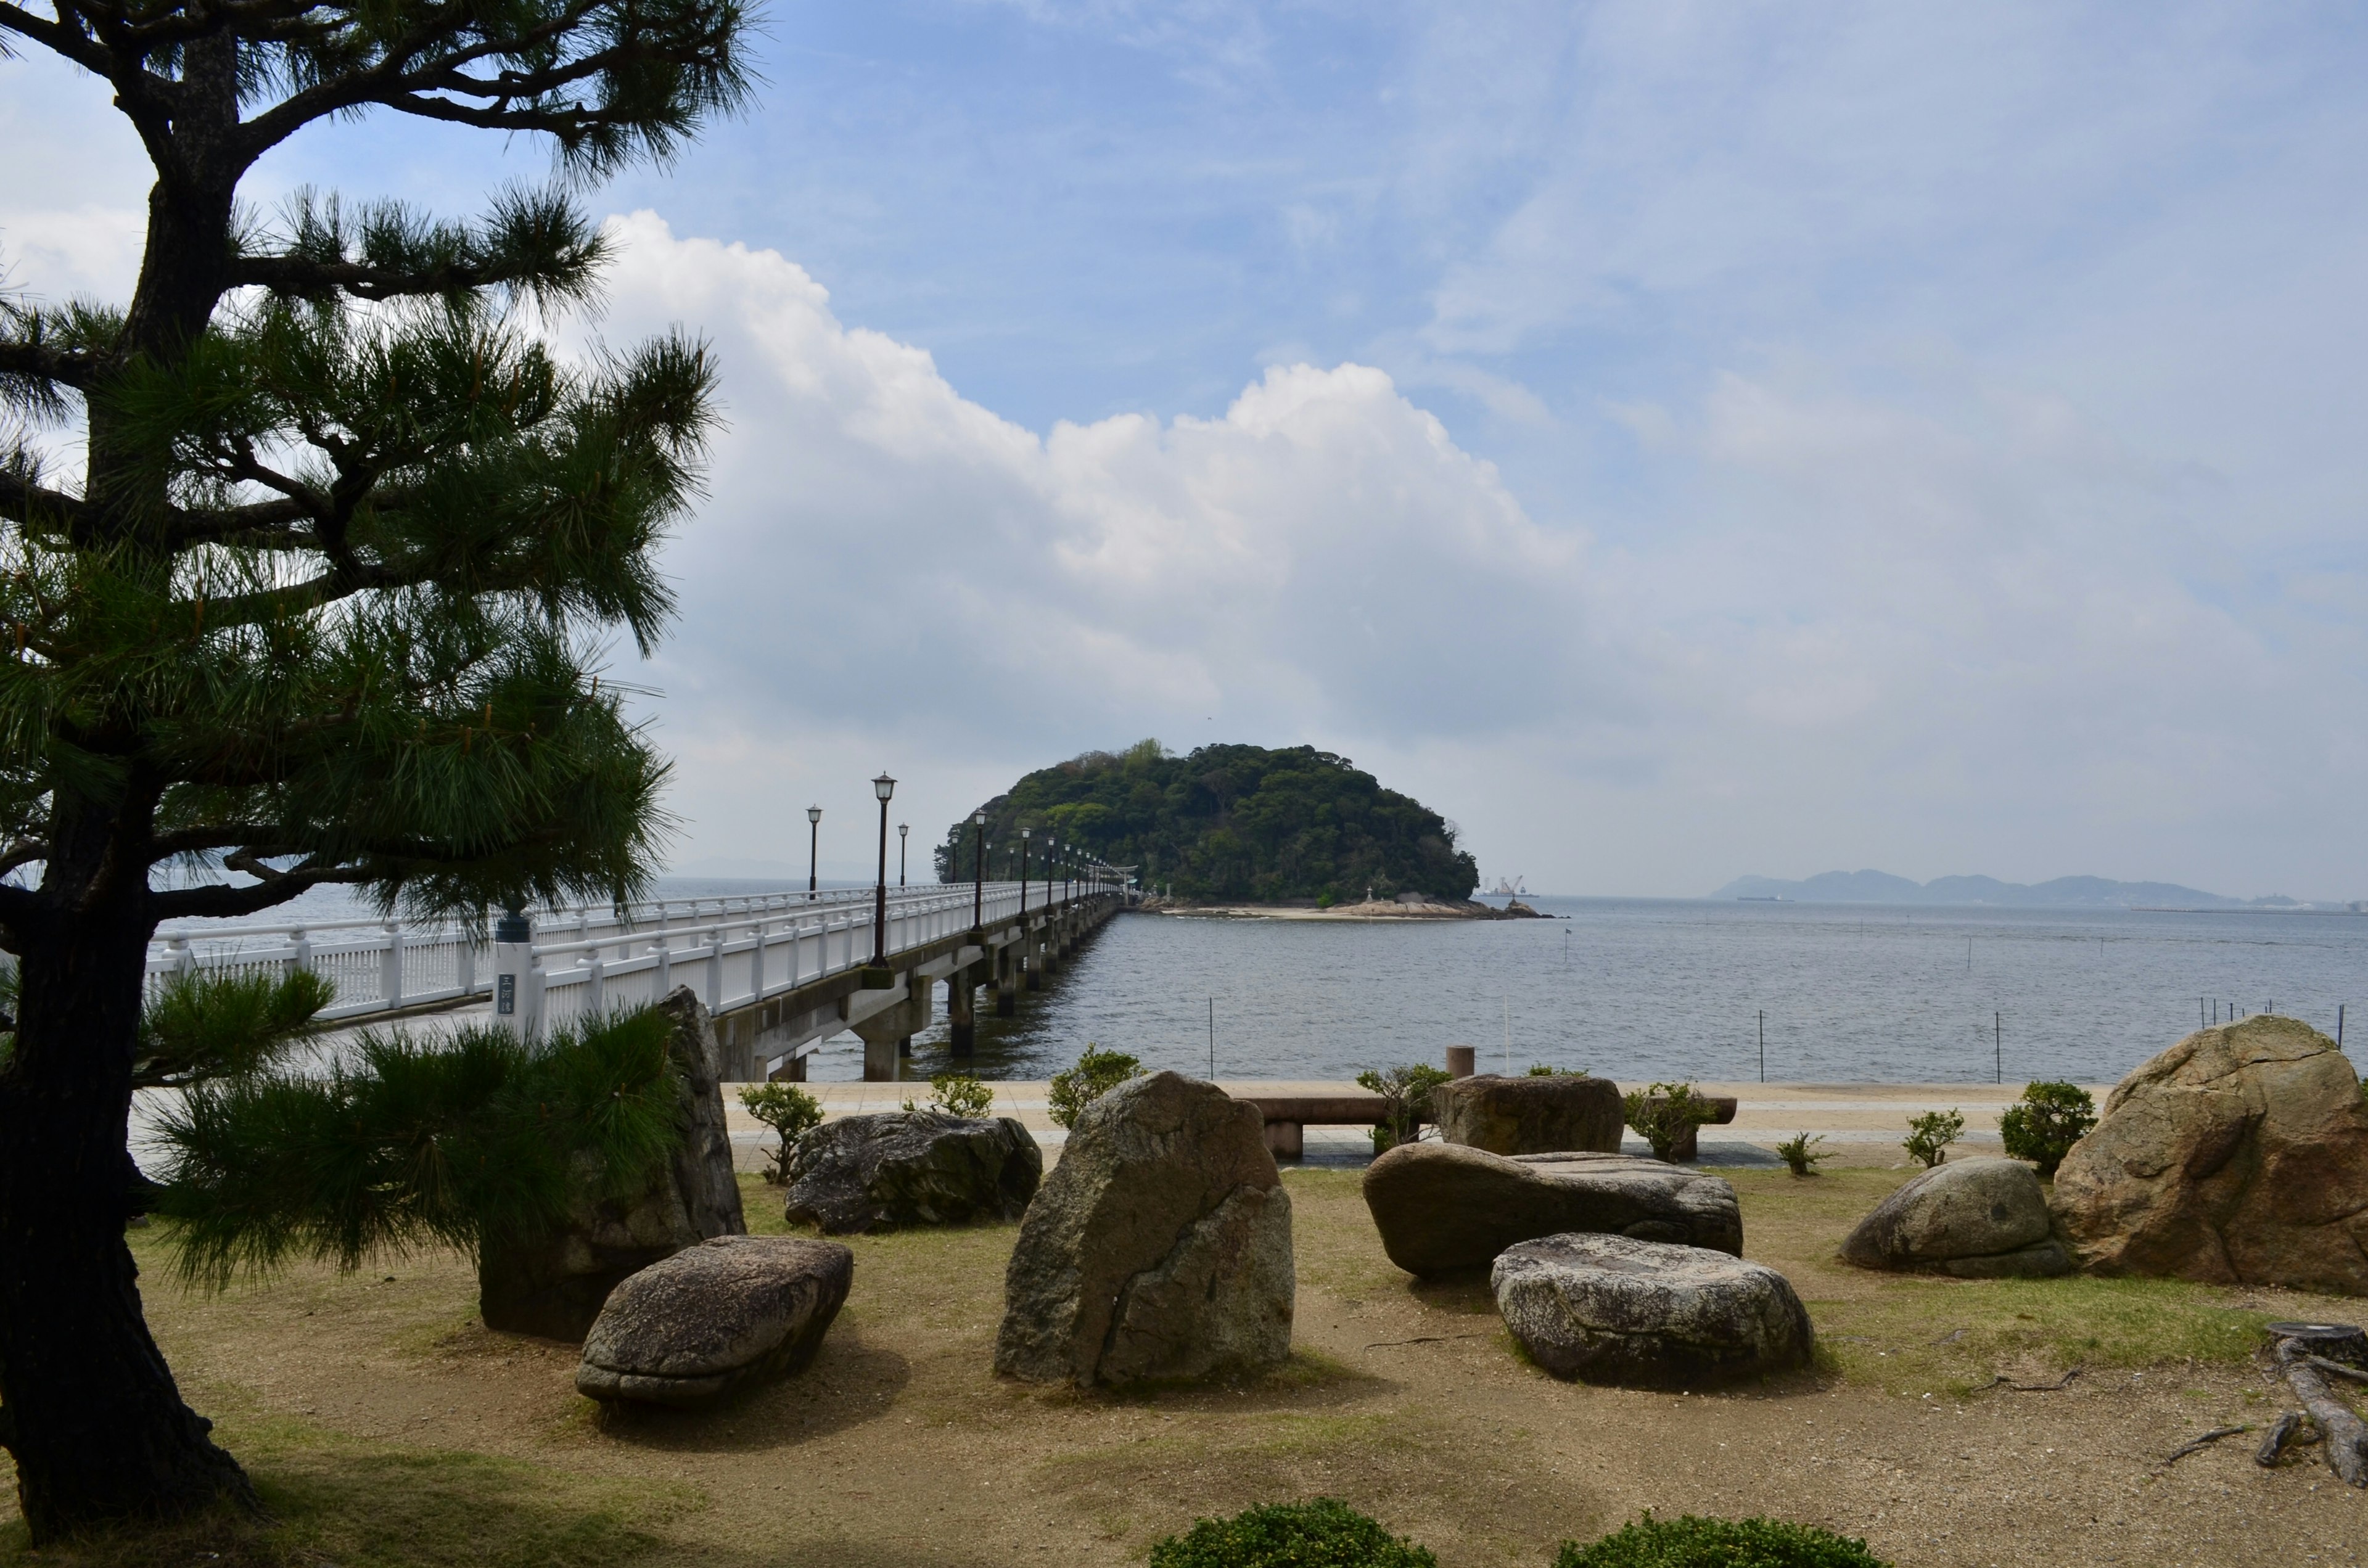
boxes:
[903,1071,994,1119]
[1556,1512,1888,1567]
[739,1081,824,1184]
[1528,1062,1590,1077]
[1622,1081,1720,1162]
[1048,1044,1143,1128]
[1902,1108,1965,1168]
[1149,1500,1436,1568]
[1998,1081,2097,1176]
[1775,1131,1830,1176]
[1357,1062,1452,1153]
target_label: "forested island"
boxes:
[933,741,1480,904]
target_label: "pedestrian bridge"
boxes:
[149,880,1125,1081]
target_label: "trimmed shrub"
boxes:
[1149,1500,1436,1568]
[1357,1062,1452,1153]
[1997,1081,2097,1177]
[1774,1131,1830,1177]
[1556,1512,1888,1567]
[1048,1044,1143,1128]
[903,1071,995,1119]
[1901,1108,1964,1168]
[739,1081,824,1184]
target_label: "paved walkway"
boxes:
[727,1078,2099,1173]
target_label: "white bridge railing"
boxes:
[147,880,1116,1028]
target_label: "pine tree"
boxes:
[0,0,750,1539]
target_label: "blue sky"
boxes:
[6,2,2367,895]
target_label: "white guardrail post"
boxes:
[492,907,541,1038]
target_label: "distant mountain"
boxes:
[1712,870,2247,908]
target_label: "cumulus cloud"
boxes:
[581,213,1595,869]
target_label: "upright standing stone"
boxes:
[1433,1073,1624,1155]
[2050,1017,2368,1294]
[478,987,747,1340]
[996,1072,1293,1387]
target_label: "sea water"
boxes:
[802,896,2368,1085]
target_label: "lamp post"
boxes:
[897,822,908,887]
[805,805,822,899]
[1019,828,1030,917]
[871,773,895,966]
[970,811,987,933]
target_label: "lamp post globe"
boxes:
[870,774,896,966]
[805,805,823,898]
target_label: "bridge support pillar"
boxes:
[852,972,933,1082]
[994,943,1018,1014]
[948,965,977,1056]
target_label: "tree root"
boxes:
[2274,1334,2368,1487]
[2256,1411,2321,1467]
[2159,1425,2247,1469]
[1975,1366,2082,1393]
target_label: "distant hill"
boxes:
[934,741,1479,903]
[1712,870,2248,908]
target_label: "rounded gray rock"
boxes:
[995,1071,1293,1389]
[1362,1143,1742,1276]
[1491,1232,1814,1388]
[1839,1157,2070,1278]
[575,1234,853,1406]
[1432,1073,1623,1155]
[784,1110,1042,1234]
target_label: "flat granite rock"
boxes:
[1492,1232,1814,1388]
[2052,1017,2368,1294]
[1432,1073,1624,1155]
[576,1235,852,1407]
[1839,1157,2072,1279]
[1362,1143,1742,1276]
[996,1072,1293,1389]
[783,1111,1042,1235]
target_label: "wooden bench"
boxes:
[1235,1094,1402,1159]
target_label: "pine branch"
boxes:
[0,839,46,877]
[0,335,99,393]
[0,2,117,75]
[146,826,282,861]
[152,863,374,921]
[0,469,91,530]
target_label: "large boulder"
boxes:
[783,1111,1042,1234]
[1838,1158,2071,1278]
[2050,1017,2368,1294]
[576,1235,853,1406]
[995,1072,1293,1388]
[1362,1143,1741,1276]
[479,987,748,1340]
[1492,1233,1814,1388]
[1433,1073,1623,1155]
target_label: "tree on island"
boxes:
[0,0,748,1538]
[935,740,1479,903]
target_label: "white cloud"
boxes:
[582,213,1594,869]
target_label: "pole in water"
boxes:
[1758,1009,1765,1083]
[1995,1011,2001,1084]
[1503,996,1512,1075]
[1208,997,1214,1080]
[2341,1003,2346,1046]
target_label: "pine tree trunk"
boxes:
[0,902,253,1540]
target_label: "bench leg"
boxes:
[1264,1120,1304,1160]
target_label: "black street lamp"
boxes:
[970,811,987,934]
[871,772,896,966]
[897,822,908,887]
[1019,827,1030,917]
[805,805,822,899]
